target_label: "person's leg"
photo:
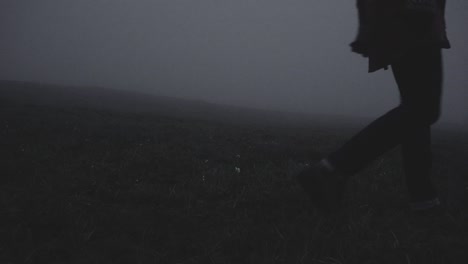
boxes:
[325,106,408,175]
[392,46,443,206]
[297,46,443,212]
[401,126,441,210]
[325,46,442,189]
[298,104,410,212]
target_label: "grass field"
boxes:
[1,83,467,264]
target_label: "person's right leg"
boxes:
[400,126,438,206]
[392,46,443,207]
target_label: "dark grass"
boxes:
[1,103,467,264]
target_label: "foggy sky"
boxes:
[1,0,467,124]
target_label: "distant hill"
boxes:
[0,80,371,130]
[2,80,466,133]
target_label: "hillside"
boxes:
[1,80,467,263]
[0,80,376,130]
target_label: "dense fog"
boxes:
[1,0,467,124]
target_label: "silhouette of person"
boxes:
[296,0,451,213]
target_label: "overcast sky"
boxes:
[1,0,467,124]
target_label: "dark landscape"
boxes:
[1,80,467,264]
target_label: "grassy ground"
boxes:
[1,103,467,264]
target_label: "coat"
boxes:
[350,0,451,73]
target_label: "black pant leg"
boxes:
[392,46,443,202]
[327,46,443,199]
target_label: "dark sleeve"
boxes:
[402,0,436,33]
[356,0,370,26]
[350,0,370,57]
[403,0,437,20]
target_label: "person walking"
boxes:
[296,0,451,214]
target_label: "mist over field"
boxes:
[1,0,467,125]
[1,2,468,263]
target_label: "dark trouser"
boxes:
[328,45,443,203]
